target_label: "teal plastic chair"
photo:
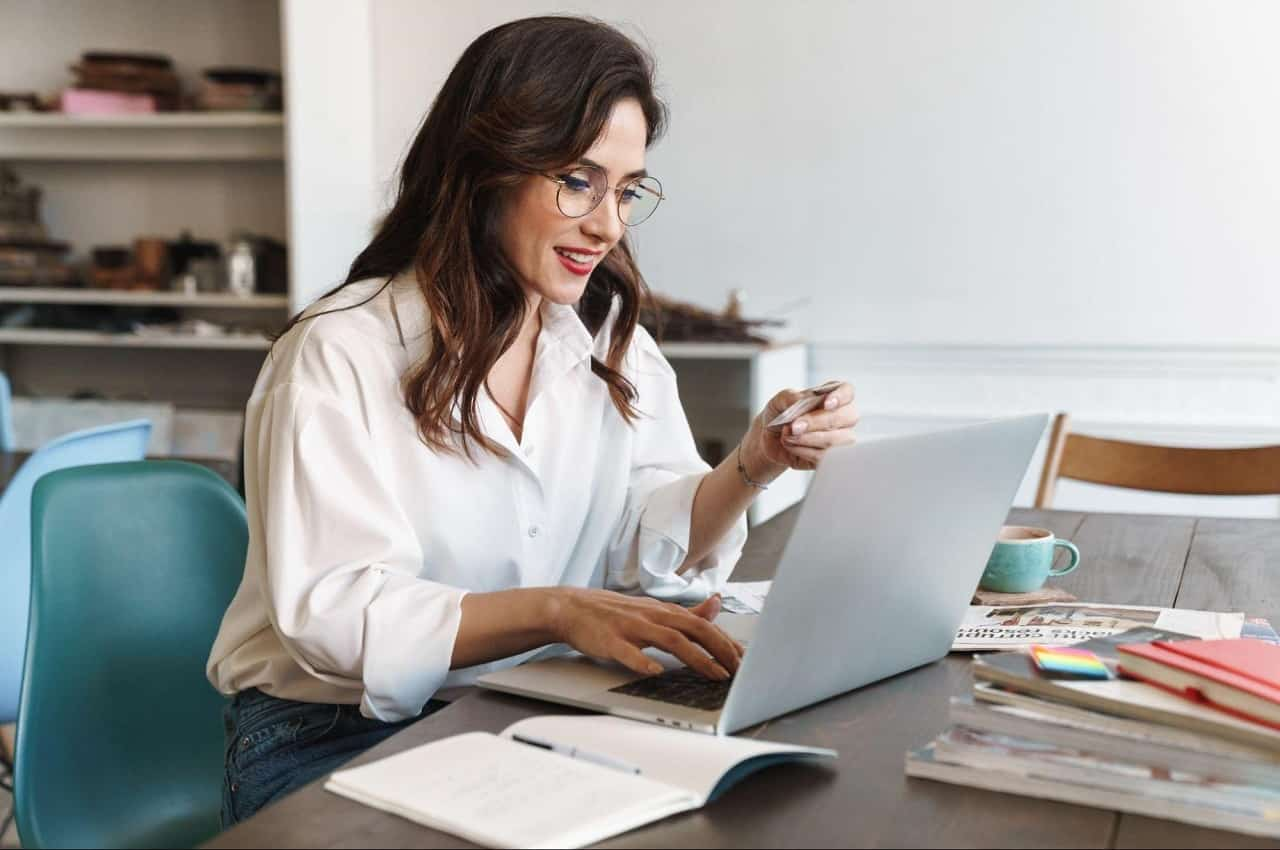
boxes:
[0,371,15,451]
[0,419,152,728]
[14,461,247,849]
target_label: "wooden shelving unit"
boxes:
[0,327,271,350]
[0,112,285,161]
[0,287,288,309]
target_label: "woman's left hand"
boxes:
[739,381,860,479]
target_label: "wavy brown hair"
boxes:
[276,16,668,459]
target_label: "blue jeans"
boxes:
[221,688,447,827]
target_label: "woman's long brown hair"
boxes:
[276,16,668,459]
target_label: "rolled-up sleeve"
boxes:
[256,383,466,721]
[605,331,748,603]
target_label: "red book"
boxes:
[1116,639,1280,731]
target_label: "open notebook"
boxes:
[324,714,836,849]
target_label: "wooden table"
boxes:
[205,507,1280,849]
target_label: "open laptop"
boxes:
[478,414,1049,735]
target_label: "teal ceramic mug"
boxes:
[979,525,1081,593]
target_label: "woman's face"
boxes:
[499,97,648,307]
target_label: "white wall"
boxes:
[282,0,378,310]
[367,0,1280,517]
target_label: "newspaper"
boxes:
[720,581,771,614]
[721,585,1246,651]
[953,603,1244,651]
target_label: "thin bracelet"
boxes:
[736,443,769,490]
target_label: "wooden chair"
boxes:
[1034,412,1280,508]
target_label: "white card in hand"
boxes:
[766,381,842,432]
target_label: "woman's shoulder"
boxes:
[584,294,671,379]
[618,320,674,381]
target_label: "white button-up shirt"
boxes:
[206,273,747,721]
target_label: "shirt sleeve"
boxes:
[252,381,466,722]
[603,330,748,603]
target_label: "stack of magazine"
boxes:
[906,625,1280,839]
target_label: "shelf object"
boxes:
[0,286,288,309]
[0,327,270,350]
[0,112,284,161]
[659,341,805,360]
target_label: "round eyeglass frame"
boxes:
[543,167,665,226]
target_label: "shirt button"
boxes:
[528,525,540,538]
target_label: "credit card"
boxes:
[766,380,843,432]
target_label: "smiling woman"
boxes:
[205,14,857,828]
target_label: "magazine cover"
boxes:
[952,603,1244,651]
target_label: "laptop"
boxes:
[478,414,1049,735]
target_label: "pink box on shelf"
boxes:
[60,88,157,115]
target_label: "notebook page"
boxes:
[325,731,695,849]
[503,715,836,803]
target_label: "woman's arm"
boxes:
[682,383,860,570]
[453,588,741,679]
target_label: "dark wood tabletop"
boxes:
[204,507,1280,849]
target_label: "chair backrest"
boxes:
[14,461,247,849]
[1035,412,1280,508]
[0,419,151,725]
[0,371,15,451]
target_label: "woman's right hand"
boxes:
[548,588,743,680]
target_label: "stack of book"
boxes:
[906,626,1280,839]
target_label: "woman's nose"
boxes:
[580,190,624,245]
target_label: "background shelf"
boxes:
[0,287,289,309]
[0,112,285,160]
[0,327,271,350]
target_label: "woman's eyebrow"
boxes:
[579,156,647,180]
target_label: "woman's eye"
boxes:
[561,175,593,192]
[619,187,642,204]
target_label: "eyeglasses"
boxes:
[544,165,665,226]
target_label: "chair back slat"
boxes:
[0,419,151,726]
[1036,412,1280,507]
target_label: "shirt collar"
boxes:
[538,298,596,365]
[389,270,608,446]
[388,267,600,366]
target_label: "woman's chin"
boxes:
[540,279,591,305]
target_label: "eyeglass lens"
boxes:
[556,167,662,225]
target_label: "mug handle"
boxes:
[1049,540,1081,576]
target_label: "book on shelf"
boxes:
[1116,638,1280,730]
[324,713,836,849]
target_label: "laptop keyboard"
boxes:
[608,667,732,711]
